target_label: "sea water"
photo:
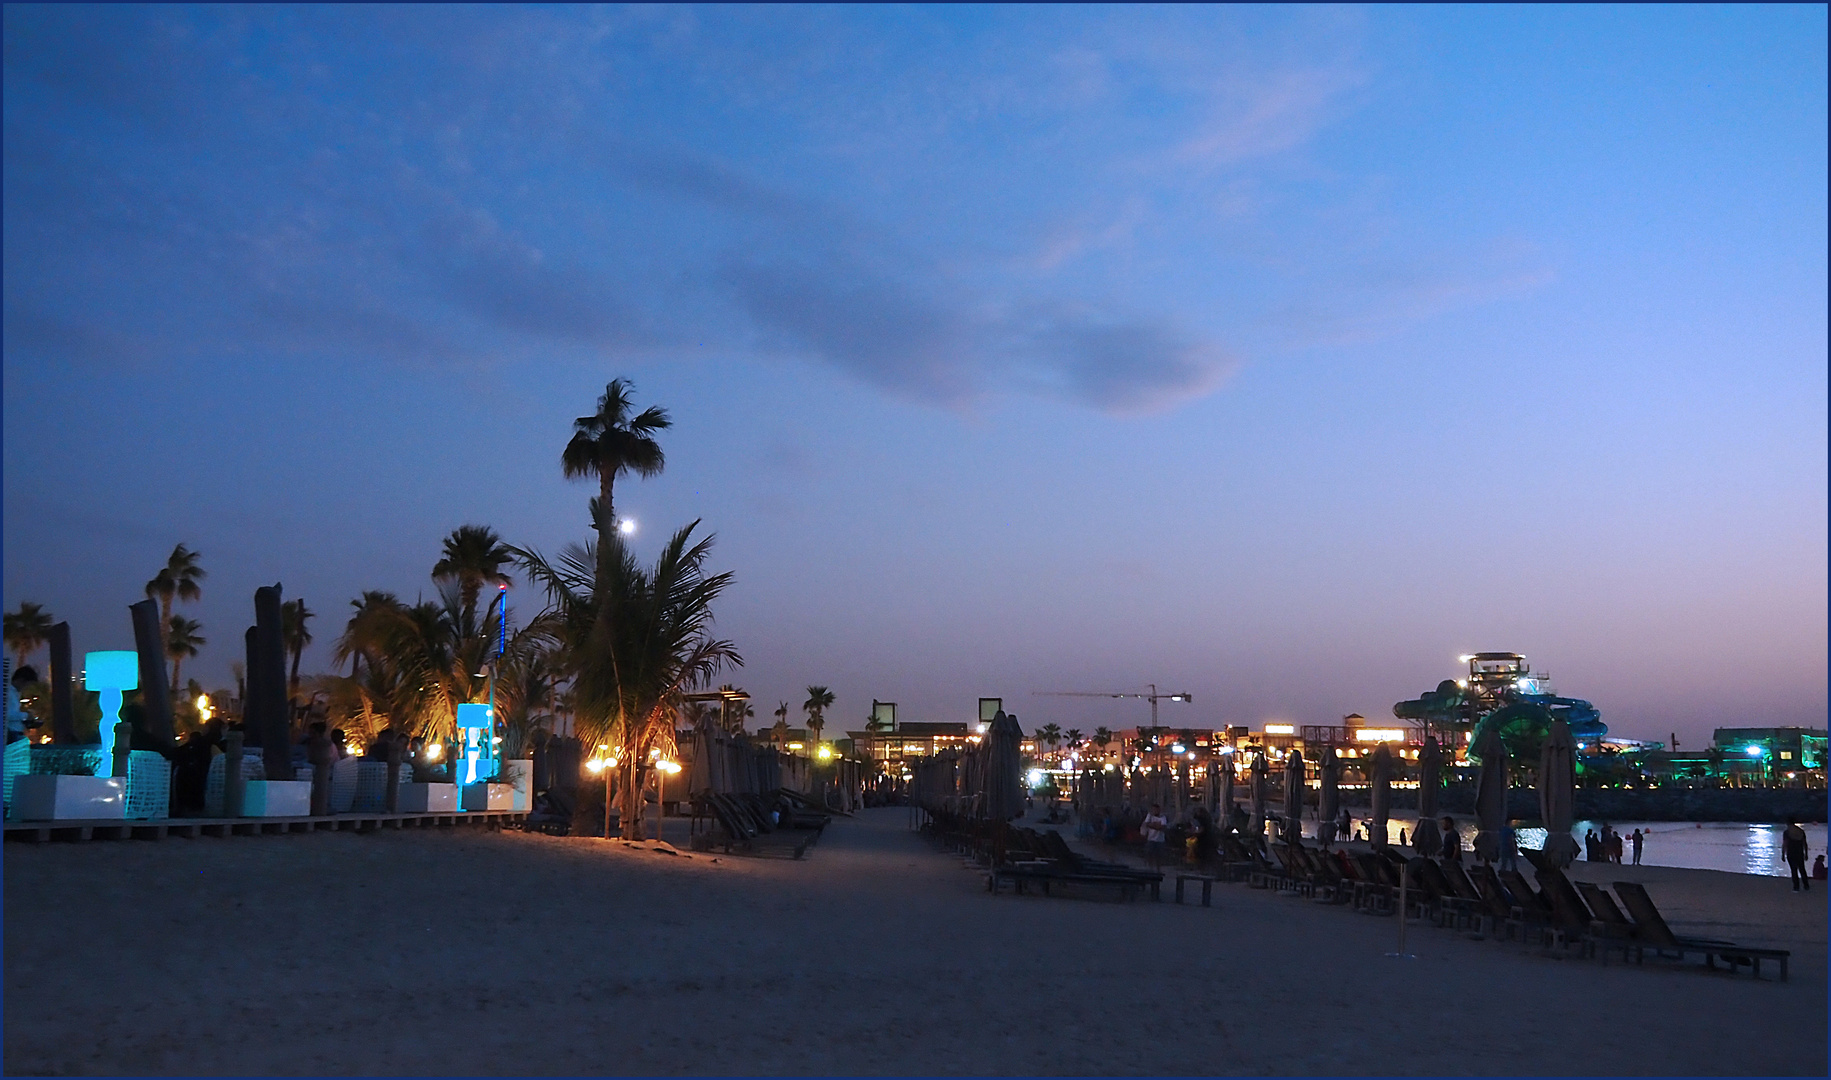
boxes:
[1342,814,1825,877]
[1517,820,1827,878]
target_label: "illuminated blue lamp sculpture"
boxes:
[84,651,139,777]
[455,702,498,791]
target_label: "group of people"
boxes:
[1584,823,1644,865]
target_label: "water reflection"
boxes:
[1516,821,1825,877]
[1331,814,1824,876]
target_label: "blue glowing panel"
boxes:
[84,651,139,691]
[456,703,493,731]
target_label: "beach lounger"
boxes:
[1469,864,1528,940]
[1611,881,1789,982]
[1531,867,1601,957]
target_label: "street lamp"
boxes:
[654,758,681,841]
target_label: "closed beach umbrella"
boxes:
[1218,753,1236,830]
[983,710,1025,821]
[1282,747,1305,844]
[1318,746,1340,832]
[1412,735,1441,856]
[1538,719,1580,867]
[1249,751,1269,843]
[1473,728,1509,862]
[1369,741,1392,847]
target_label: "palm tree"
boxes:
[145,544,206,652]
[772,702,790,744]
[3,601,54,670]
[1039,722,1063,758]
[431,524,515,631]
[336,591,405,680]
[165,615,205,690]
[561,378,670,563]
[517,519,739,840]
[281,599,314,703]
[803,685,834,749]
[1093,726,1114,758]
[1064,728,1084,754]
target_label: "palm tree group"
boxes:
[145,544,206,654]
[802,685,834,748]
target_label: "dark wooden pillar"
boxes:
[129,599,175,745]
[254,586,292,779]
[49,621,75,744]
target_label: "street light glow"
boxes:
[619,518,637,536]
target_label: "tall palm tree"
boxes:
[431,524,515,631]
[281,599,314,703]
[1064,728,1084,754]
[3,601,54,670]
[1093,726,1114,757]
[803,685,834,748]
[145,544,206,652]
[561,379,670,587]
[517,519,739,840]
[1039,722,1063,757]
[772,702,790,744]
[165,615,205,690]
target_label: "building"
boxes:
[845,721,975,772]
[1710,727,1827,786]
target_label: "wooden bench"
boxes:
[1174,873,1222,906]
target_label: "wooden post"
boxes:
[49,622,75,744]
[111,721,133,778]
[253,586,292,780]
[384,733,402,813]
[129,598,176,745]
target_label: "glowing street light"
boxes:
[618,518,638,537]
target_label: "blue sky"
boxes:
[4,5,1825,746]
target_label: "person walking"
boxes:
[1142,803,1169,866]
[1608,827,1624,864]
[1781,818,1809,892]
[1499,823,1519,872]
[1630,828,1644,866]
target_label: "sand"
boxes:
[4,809,1825,1076]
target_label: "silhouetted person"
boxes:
[1782,818,1809,892]
[1439,816,1461,864]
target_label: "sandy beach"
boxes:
[5,809,1825,1076]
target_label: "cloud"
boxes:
[1173,66,1363,167]
[726,253,1233,414]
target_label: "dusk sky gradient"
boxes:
[4,5,1825,747]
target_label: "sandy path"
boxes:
[4,809,1825,1075]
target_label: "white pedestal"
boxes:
[243,780,312,817]
[461,783,515,811]
[12,775,126,821]
[399,782,457,813]
[499,759,532,812]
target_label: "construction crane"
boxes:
[1031,684,1193,729]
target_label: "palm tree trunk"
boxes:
[171,656,183,693]
[289,646,302,704]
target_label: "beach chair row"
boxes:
[1214,838,1789,982]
